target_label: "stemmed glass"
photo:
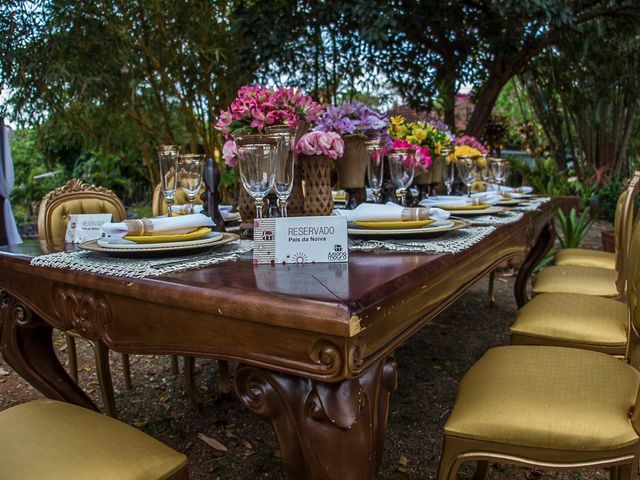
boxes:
[365,140,385,204]
[443,155,456,196]
[158,145,180,217]
[235,135,279,219]
[387,148,416,206]
[457,156,478,197]
[478,155,491,189]
[178,154,205,214]
[489,157,509,194]
[265,125,297,217]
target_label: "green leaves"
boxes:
[556,207,594,249]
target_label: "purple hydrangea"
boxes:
[314,102,391,142]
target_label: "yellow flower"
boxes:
[454,145,481,159]
[477,155,488,168]
[412,128,427,144]
[390,116,405,126]
[395,124,409,139]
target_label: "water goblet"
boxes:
[489,157,509,194]
[457,156,477,197]
[365,139,385,204]
[235,135,279,219]
[443,152,456,196]
[158,145,180,217]
[178,154,205,214]
[387,148,416,206]
[265,125,297,217]
[478,155,491,189]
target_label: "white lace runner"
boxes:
[468,211,524,226]
[514,197,551,212]
[349,226,496,254]
[30,240,254,279]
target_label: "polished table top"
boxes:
[0,202,555,382]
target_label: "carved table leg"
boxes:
[0,292,97,411]
[217,360,232,396]
[236,356,397,480]
[514,221,555,308]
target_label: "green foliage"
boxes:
[556,207,594,249]
[9,129,68,222]
[595,177,625,223]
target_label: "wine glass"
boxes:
[158,145,180,217]
[387,148,416,206]
[489,157,509,194]
[457,156,477,197]
[478,155,491,189]
[365,140,385,204]
[265,125,297,217]
[178,154,205,214]
[443,153,456,196]
[235,135,279,219]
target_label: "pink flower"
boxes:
[296,131,344,160]
[222,140,238,167]
[385,140,432,170]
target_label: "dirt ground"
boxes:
[0,220,618,480]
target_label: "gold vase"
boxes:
[335,134,368,189]
[302,155,334,216]
[288,168,305,217]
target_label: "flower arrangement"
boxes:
[216,85,324,166]
[387,139,432,170]
[388,117,455,156]
[313,102,390,141]
[454,135,488,155]
[296,131,345,160]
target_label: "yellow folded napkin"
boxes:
[124,227,212,244]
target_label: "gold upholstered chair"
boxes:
[0,399,187,480]
[437,215,640,480]
[531,172,640,299]
[151,182,205,217]
[37,179,131,417]
[152,183,233,402]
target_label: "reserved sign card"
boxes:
[65,214,113,244]
[253,216,348,264]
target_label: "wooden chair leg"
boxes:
[617,462,636,480]
[472,460,489,480]
[437,436,465,480]
[65,333,78,383]
[121,353,132,390]
[91,341,117,418]
[218,360,232,395]
[183,356,202,408]
[488,270,496,307]
[170,355,179,375]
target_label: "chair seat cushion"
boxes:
[0,399,187,480]
[444,346,640,451]
[511,293,627,349]
[555,248,616,270]
[532,265,619,297]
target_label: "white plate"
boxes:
[94,231,223,250]
[496,199,524,206]
[348,219,467,239]
[444,206,506,216]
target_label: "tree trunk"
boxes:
[464,73,509,138]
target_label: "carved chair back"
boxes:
[614,172,640,297]
[37,179,126,248]
[151,183,205,217]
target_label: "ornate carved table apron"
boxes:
[0,202,556,480]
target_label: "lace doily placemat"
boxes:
[349,226,495,254]
[30,240,254,279]
[468,211,524,226]
[514,197,551,212]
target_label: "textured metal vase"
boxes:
[302,155,334,216]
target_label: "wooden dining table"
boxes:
[0,201,556,479]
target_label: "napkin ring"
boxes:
[123,219,154,236]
